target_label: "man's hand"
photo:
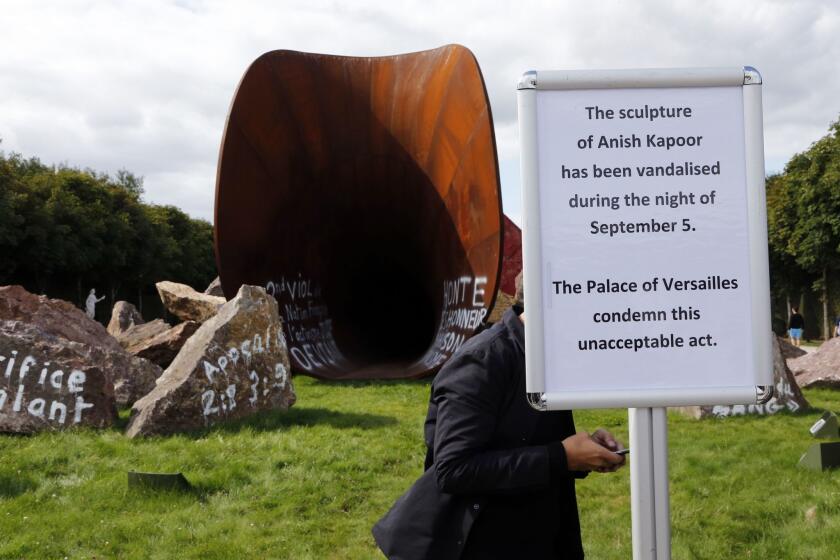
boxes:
[590,429,626,472]
[562,430,626,473]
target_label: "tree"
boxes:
[766,173,814,330]
[0,154,25,279]
[0,147,217,320]
[0,151,54,286]
[113,169,145,199]
[771,118,840,339]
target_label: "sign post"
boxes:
[517,67,771,560]
[629,407,670,559]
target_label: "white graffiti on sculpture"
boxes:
[267,273,490,371]
[265,276,346,371]
[422,276,488,368]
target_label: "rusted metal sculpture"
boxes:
[214,45,503,379]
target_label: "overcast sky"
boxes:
[1,0,838,224]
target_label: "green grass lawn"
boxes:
[1,377,839,559]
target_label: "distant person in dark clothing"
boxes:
[373,275,625,559]
[788,307,805,347]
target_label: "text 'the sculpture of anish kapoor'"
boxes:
[214,45,503,379]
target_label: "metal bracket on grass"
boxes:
[798,442,840,471]
[809,411,840,439]
[128,471,192,492]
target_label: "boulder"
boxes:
[0,285,161,410]
[675,334,810,419]
[0,321,117,433]
[127,285,295,437]
[156,281,225,323]
[107,301,145,336]
[789,337,840,389]
[204,277,225,297]
[488,272,523,324]
[116,319,172,350]
[111,356,162,408]
[487,291,515,324]
[778,337,807,360]
[125,321,200,368]
[1,285,126,352]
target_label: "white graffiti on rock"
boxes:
[710,376,801,417]
[0,349,95,425]
[198,325,290,418]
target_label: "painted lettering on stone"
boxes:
[0,349,95,425]
[710,376,801,417]
[198,325,290,418]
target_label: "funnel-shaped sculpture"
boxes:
[215,45,503,379]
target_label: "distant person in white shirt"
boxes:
[85,289,105,320]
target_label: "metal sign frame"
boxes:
[517,67,773,411]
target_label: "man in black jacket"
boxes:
[373,304,626,559]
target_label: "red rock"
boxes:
[790,337,840,389]
[0,285,125,353]
[0,321,117,433]
[0,285,161,411]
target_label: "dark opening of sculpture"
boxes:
[214,45,503,379]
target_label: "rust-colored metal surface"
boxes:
[214,45,503,379]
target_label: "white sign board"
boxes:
[517,68,772,410]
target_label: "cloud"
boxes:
[1,0,837,225]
